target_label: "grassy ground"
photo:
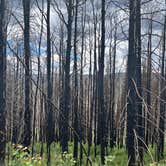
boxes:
[6,142,166,166]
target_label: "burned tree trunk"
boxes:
[12,57,19,144]
[23,0,32,147]
[99,0,106,164]
[46,0,54,164]
[158,12,166,161]
[146,15,152,146]
[73,0,79,160]
[0,0,6,163]
[79,6,85,164]
[110,19,117,148]
[135,0,144,163]
[127,0,137,165]
[61,0,73,152]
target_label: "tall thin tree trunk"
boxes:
[158,11,166,161]
[79,6,85,164]
[12,56,19,144]
[61,0,73,152]
[110,19,117,148]
[32,0,44,156]
[135,0,143,163]
[46,0,54,164]
[146,15,152,146]
[23,0,32,147]
[127,0,137,165]
[0,0,6,163]
[100,0,106,164]
[73,0,79,160]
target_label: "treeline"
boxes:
[0,0,165,165]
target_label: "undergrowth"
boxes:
[5,142,166,166]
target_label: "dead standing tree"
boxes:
[0,0,7,163]
[46,0,54,164]
[99,0,106,164]
[127,0,137,165]
[158,5,166,160]
[60,0,73,153]
[23,0,32,147]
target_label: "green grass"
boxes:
[6,142,166,166]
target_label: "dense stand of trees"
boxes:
[0,0,165,165]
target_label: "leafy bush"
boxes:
[105,155,115,166]
[60,152,76,166]
[9,144,42,166]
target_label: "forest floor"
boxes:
[6,142,166,166]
